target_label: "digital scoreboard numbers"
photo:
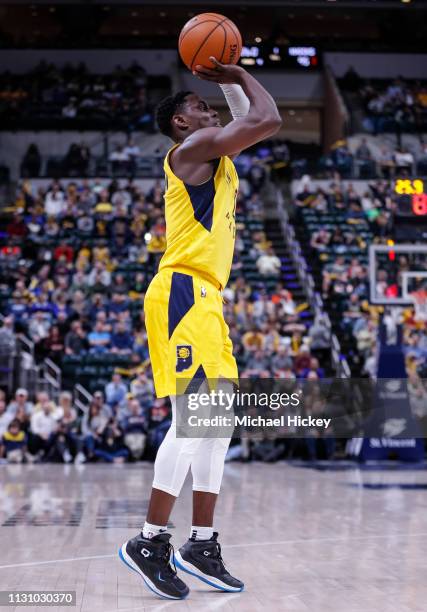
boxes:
[394,179,427,216]
[240,45,320,69]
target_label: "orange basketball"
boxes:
[178,13,242,72]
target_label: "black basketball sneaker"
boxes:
[174,532,244,592]
[119,532,189,600]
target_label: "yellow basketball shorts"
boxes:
[144,268,238,398]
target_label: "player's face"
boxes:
[183,94,221,130]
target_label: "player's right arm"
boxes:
[176,59,282,162]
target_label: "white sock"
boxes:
[142,521,167,539]
[191,525,214,541]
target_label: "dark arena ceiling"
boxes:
[0,1,425,51]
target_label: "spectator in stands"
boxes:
[54,391,85,464]
[378,146,396,179]
[123,138,140,175]
[308,315,331,363]
[0,419,28,463]
[0,316,16,354]
[42,324,65,363]
[88,321,111,353]
[146,398,171,459]
[65,320,88,355]
[44,181,66,216]
[341,66,362,92]
[21,143,41,177]
[91,390,112,419]
[121,398,147,461]
[247,158,267,194]
[0,399,13,438]
[7,214,28,238]
[130,371,154,409]
[109,145,130,175]
[417,142,427,175]
[310,228,330,251]
[81,400,108,461]
[64,144,85,176]
[242,326,265,354]
[244,349,270,377]
[354,138,374,178]
[87,261,111,288]
[29,400,58,460]
[329,141,353,178]
[7,388,33,417]
[394,148,415,175]
[271,344,293,376]
[105,372,128,408]
[256,246,281,277]
[111,321,133,354]
[93,418,129,463]
[301,357,325,379]
[28,310,50,347]
[354,319,377,360]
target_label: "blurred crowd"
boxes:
[294,136,427,181]
[295,176,427,387]
[0,386,169,464]
[340,70,427,134]
[0,60,165,129]
[0,157,328,463]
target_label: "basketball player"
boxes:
[120,58,281,599]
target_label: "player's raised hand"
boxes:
[193,57,244,84]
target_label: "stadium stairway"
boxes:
[263,217,314,328]
[292,210,366,376]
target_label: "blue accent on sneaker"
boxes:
[118,547,187,601]
[173,554,244,593]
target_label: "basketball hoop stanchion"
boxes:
[348,245,426,462]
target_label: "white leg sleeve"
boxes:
[191,379,234,494]
[152,383,233,497]
[191,435,231,494]
[152,395,203,497]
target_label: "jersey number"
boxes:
[227,189,237,237]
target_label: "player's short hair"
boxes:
[156,91,193,138]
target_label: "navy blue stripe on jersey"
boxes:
[183,158,220,232]
[184,365,207,394]
[168,272,195,339]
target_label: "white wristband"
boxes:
[219,83,250,119]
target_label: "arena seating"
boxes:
[338,74,427,134]
[0,152,323,462]
[292,176,427,379]
[0,61,170,130]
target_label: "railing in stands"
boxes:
[74,383,93,416]
[276,187,352,378]
[36,358,62,401]
[16,334,34,357]
[0,348,14,394]
[15,334,37,395]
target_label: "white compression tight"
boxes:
[152,395,231,497]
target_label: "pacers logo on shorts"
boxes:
[176,345,192,372]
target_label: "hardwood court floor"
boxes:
[0,462,427,612]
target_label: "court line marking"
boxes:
[1,532,427,570]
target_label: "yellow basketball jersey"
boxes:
[158,144,239,289]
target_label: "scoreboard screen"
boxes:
[393,179,427,241]
[394,179,427,216]
[239,45,321,70]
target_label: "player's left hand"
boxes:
[193,57,244,84]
